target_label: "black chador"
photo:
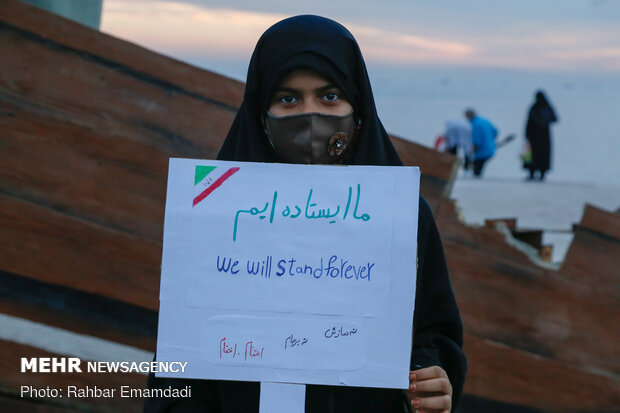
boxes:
[144,15,466,413]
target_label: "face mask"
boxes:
[264,112,356,164]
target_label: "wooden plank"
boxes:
[0,194,161,310]
[0,28,235,156]
[0,0,245,109]
[437,200,620,405]
[391,134,457,182]
[0,270,156,351]
[391,135,459,213]
[1,105,168,240]
[464,333,620,412]
[579,204,620,240]
[562,222,620,303]
[0,22,238,239]
[0,300,155,353]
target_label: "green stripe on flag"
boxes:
[195,166,216,185]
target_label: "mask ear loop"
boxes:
[261,114,278,153]
[352,117,362,140]
[261,114,268,136]
[344,117,362,164]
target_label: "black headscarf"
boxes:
[534,90,550,108]
[527,89,557,133]
[217,15,403,166]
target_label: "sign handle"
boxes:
[259,382,306,413]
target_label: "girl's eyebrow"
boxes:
[274,84,340,94]
[315,84,339,93]
[273,86,300,94]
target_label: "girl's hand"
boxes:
[404,366,452,413]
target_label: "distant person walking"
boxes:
[465,108,498,177]
[525,90,558,181]
[444,119,473,170]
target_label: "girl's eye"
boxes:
[323,92,340,102]
[279,95,299,104]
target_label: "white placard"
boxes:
[156,159,419,389]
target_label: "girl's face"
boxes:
[268,69,353,117]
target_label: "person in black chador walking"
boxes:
[524,90,558,181]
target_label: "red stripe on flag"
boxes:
[193,167,240,207]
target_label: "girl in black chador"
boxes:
[525,90,558,181]
[144,15,466,413]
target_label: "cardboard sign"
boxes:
[156,159,419,389]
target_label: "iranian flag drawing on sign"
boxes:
[193,165,239,207]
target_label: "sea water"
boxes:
[370,65,620,186]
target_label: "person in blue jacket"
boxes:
[464,108,498,177]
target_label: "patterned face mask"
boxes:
[264,111,356,164]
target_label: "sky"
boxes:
[100,0,620,186]
[100,0,620,78]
